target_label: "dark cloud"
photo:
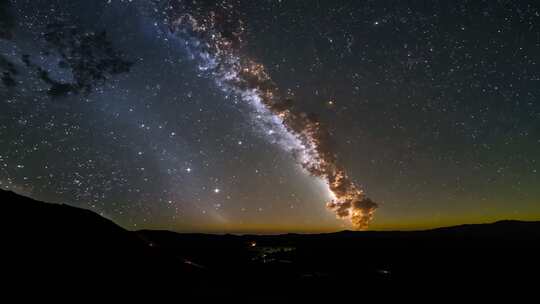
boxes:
[37,22,134,97]
[8,20,134,98]
[0,56,18,88]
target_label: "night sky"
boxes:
[1,0,539,233]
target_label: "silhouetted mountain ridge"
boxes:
[3,189,205,297]
[3,188,538,236]
[3,189,540,298]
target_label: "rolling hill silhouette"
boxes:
[3,188,539,299]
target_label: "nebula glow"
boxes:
[163,2,377,229]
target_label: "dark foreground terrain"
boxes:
[3,189,539,299]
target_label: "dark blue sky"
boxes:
[1,0,539,232]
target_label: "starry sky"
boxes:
[1,0,539,233]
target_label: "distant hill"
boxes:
[3,189,540,298]
[2,189,203,295]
